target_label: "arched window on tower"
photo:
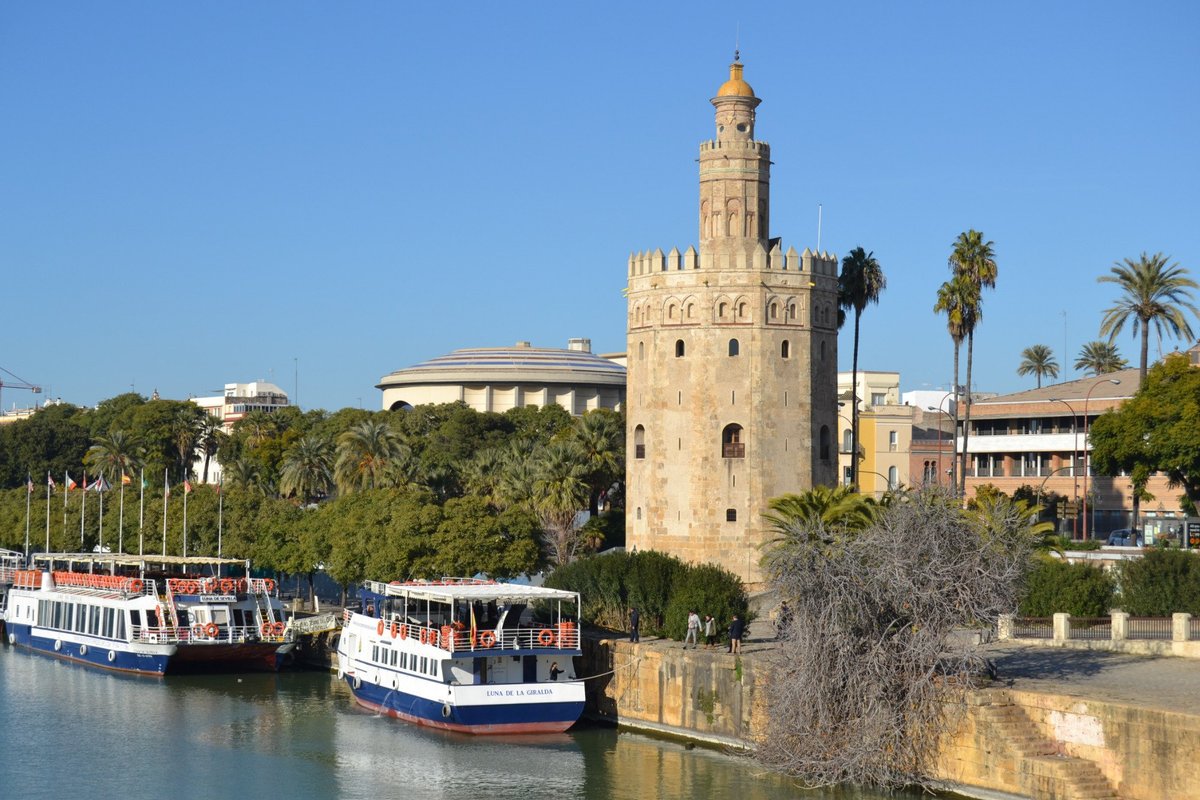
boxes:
[781,340,790,359]
[819,425,831,462]
[728,339,740,357]
[686,302,695,319]
[722,424,745,458]
[842,429,853,453]
[788,303,797,321]
[718,302,728,319]
[634,425,645,459]
[675,340,685,357]
[737,302,747,318]
[638,341,644,360]
[770,302,778,320]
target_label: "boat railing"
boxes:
[132,622,291,644]
[165,576,278,597]
[370,620,579,653]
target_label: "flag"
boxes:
[27,473,34,494]
[88,476,109,492]
[215,480,222,495]
[184,480,193,494]
[66,473,77,491]
[121,473,132,486]
[469,603,478,647]
[164,476,170,498]
[47,473,56,493]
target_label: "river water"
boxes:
[0,646,931,799]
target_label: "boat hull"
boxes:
[343,673,585,734]
[171,641,293,673]
[5,623,173,676]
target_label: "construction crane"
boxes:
[0,366,42,417]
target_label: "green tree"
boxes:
[1117,549,1200,616]
[279,433,335,503]
[948,230,998,499]
[334,419,408,493]
[196,415,224,484]
[0,402,90,488]
[764,485,880,552]
[1017,344,1059,388]
[1074,340,1128,376]
[531,440,590,567]
[1098,252,1198,382]
[565,409,625,516]
[83,430,146,484]
[1020,557,1115,616]
[1090,353,1200,517]
[838,247,887,489]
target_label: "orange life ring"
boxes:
[376,619,386,636]
[128,579,143,593]
[261,622,273,637]
[390,621,400,639]
[220,579,234,593]
[480,630,496,648]
[273,622,285,636]
[428,629,438,647]
[204,622,220,638]
[419,628,428,645]
[538,629,555,647]
[186,580,199,594]
[264,579,276,592]
[399,624,408,640]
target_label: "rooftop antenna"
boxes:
[734,23,740,62]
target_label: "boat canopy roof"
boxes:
[364,578,579,605]
[33,553,248,569]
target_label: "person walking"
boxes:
[684,610,700,649]
[704,614,717,649]
[629,607,640,643]
[728,613,744,654]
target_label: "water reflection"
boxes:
[0,648,925,799]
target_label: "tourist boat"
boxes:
[3,553,294,675]
[337,578,585,734]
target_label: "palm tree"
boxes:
[84,430,146,483]
[1098,252,1199,382]
[196,415,225,484]
[838,247,887,490]
[567,410,625,515]
[169,407,202,480]
[279,434,334,503]
[1016,344,1059,388]
[765,486,881,548]
[333,419,408,493]
[531,440,590,567]
[462,447,508,509]
[948,230,998,499]
[933,274,978,495]
[1074,341,1128,376]
[223,458,268,496]
[237,410,278,448]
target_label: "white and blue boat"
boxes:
[0,548,29,636]
[3,553,293,675]
[337,578,585,734]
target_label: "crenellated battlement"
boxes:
[627,243,837,278]
[699,139,771,155]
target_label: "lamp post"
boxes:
[1083,378,1122,540]
[928,389,957,491]
[858,469,893,495]
[1048,397,1080,538]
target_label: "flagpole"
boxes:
[162,468,169,556]
[98,482,105,553]
[24,474,32,561]
[183,479,188,559]
[217,480,224,559]
[139,468,145,557]
[45,473,52,555]
[81,471,87,547]
[63,471,68,546]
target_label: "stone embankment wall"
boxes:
[582,637,1199,800]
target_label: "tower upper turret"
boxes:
[699,55,770,250]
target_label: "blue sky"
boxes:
[3,2,1197,413]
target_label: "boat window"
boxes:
[91,609,102,635]
[391,650,398,666]
[420,656,428,674]
[211,608,230,625]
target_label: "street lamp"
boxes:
[858,468,894,495]
[927,390,957,491]
[1083,378,1122,540]
[1048,397,1080,538]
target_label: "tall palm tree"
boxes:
[933,274,978,495]
[462,447,508,509]
[224,458,268,496]
[531,440,590,567]
[170,407,202,480]
[1098,252,1199,382]
[279,434,335,503]
[838,247,887,490]
[196,415,225,484]
[333,419,408,493]
[84,430,146,483]
[238,410,279,448]
[1074,341,1128,376]
[1017,344,1059,388]
[948,230,997,499]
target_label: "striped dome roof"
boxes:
[377,342,626,389]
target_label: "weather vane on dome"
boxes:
[734,23,740,62]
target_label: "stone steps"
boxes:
[978,700,1121,800]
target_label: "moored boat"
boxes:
[337,578,585,734]
[3,553,294,675]
[0,548,24,635]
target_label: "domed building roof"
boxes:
[376,339,625,415]
[716,59,756,98]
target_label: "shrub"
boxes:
[1118,549,1200,616]
[661,562,749,641]
[1019,557,1115,617]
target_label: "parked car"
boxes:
[1106,529,1143,547]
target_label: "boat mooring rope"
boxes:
[572,654,644,682]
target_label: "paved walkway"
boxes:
[982,642,1200,716]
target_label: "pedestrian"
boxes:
[704,614,717,649]
[629,607,640,643]
[685,610,700,649]
[549,661,563,681]
[728,613,744,654]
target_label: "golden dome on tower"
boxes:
[716,57,756,98]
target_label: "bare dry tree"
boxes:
[757,489,1040,790]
